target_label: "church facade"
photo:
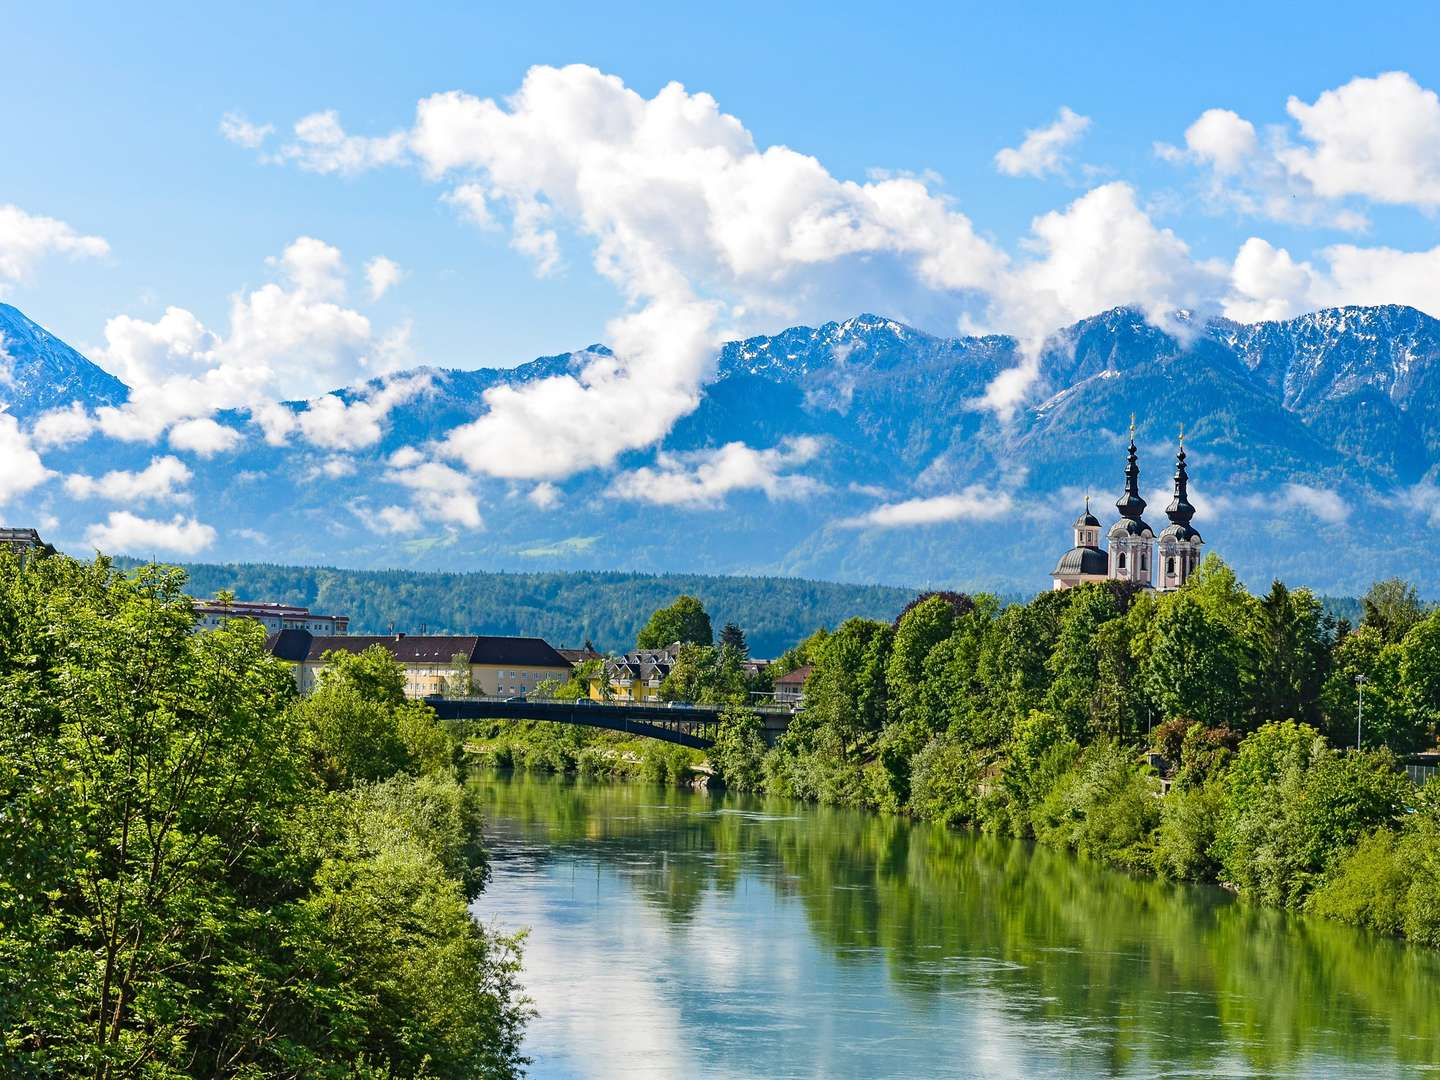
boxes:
[1051,424,1204,592]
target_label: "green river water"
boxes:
[470,771,1440,1079]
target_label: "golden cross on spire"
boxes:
[1179,421,1185,447]
[1129,412,1136,439]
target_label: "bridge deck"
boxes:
[424,696,793,749]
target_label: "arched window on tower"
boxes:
[1141,551,1148,571]
[1118,552,1127,570]
[1167,556,1175,575]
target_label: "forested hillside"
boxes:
[149,560,920,656]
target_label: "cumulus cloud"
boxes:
[528,481,561,509]
[65,455,192,504]
[91,237,406,444]
[1225,236,1440,322]
[1277,482,1350,524]
[365,256,404,300]
[168,417,243,457]
[383,453,482,528]
[613,437,823,508]
[278,110,409,175]
[1280,71,1440,208]
[219,110,273,149]
[374,505,422,533]
[30,402,95,448]
[1160,72,1440,226]
[843,485,1015,528]
[977,182,1222,417]
[279,371,433,451]
[85,511,216,555]
[0,415,51,503]
[0,203,109,288]
[994,106,1091,178]
[268,65,1011,476]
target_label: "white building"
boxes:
[1051,424,1204,593]
[192,599,349,635]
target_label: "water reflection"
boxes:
[471,772,1440,1079]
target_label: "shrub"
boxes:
[1031,740,1160,869]
[908,737,983,828]
[710,708,768,791]
[1153,779,1224,880]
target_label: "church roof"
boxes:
[1109,517,1154,539]
[1052,545,1109,577]
[1159,521,1202,543]
[1073,496,1101,528]
[1115,422,1148,522]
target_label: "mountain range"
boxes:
[4,300,1440,596]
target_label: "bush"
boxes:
[1153,779,1224,880]
[710,708,768,791]
[1031,740,1160,869]
[1308,828,1408,936]
[908,737,982,828]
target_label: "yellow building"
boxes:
[588,644,683,702]
[265,630,573,697]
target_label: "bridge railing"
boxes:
[440,694,796,716]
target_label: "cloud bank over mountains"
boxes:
[7,65,1440,563]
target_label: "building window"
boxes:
[1167,557,1175,575]
[1117,552,1127,570]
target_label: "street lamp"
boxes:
[1355,673,1367,750]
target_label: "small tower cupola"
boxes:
[1050,494,1109,590]
[1158,426,1204,592]
[1108,416,1155,587]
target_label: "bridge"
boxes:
[424,695,795,749]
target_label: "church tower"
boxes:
[1050,496,1110,590]
[1158,429,1203,591]
[1108,418,1155,587]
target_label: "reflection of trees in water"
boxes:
[474,772,1440,1071]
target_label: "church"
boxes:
[1051,422,1203,592]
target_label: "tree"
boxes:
[1143,595,1245,729]
[1361,577,1425,644]
[710,707,767,791]
[719,621,749,658]
[1045,584,1122,742]
[1253,581,1330,726]
[636,595,713,649]
[804,617,893,760]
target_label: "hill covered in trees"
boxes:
[148,560,920,656]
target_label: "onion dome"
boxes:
[1053,546,1109,577]
[1074,494,1101,528]
[1110,417,1153,537]
[1162,429,1202,542]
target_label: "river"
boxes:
[470,771,1440,1079]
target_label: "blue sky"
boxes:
[5,0,1439,376]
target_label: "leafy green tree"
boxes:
[1144,595,1245,729]
[636,595,713,648]
[1361,577,1426,644]
[660,643,746,705]
[1320,626,1407,750]
[710,707,767,791]
[803,617,893,761]
[1399,611,1440,749]
[1045,584,1123,742]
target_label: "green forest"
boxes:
[145,560,917,657]
[0,552,529,1078]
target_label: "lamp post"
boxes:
[1355,673,1366,751]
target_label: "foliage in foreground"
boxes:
[0,553,528,1079]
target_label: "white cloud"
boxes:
[279,65,1009,478]
[374,504,422,533]
[843,484,1015,528]
[219,110,273,149]
[978,182,1222,417]
[93,237,406,443]
[1158,108,1258,176]
[278,110,409,175]
[85,511,216,555]
[613,437,823,508]
[994,106,1091,178]
[1225,236,1440,322]
[65,455,192,504]
[1280,72,1440,208]
[30,402,96,448]
[384,455,482,528]
[0,415,51,503]
[316,455,357,479]
[0,203,109,288]
[528,481,561,509]
[1278,482,1350,524]
[168,417,242,457]
[289,371,432,451]
[365,255,404,300]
